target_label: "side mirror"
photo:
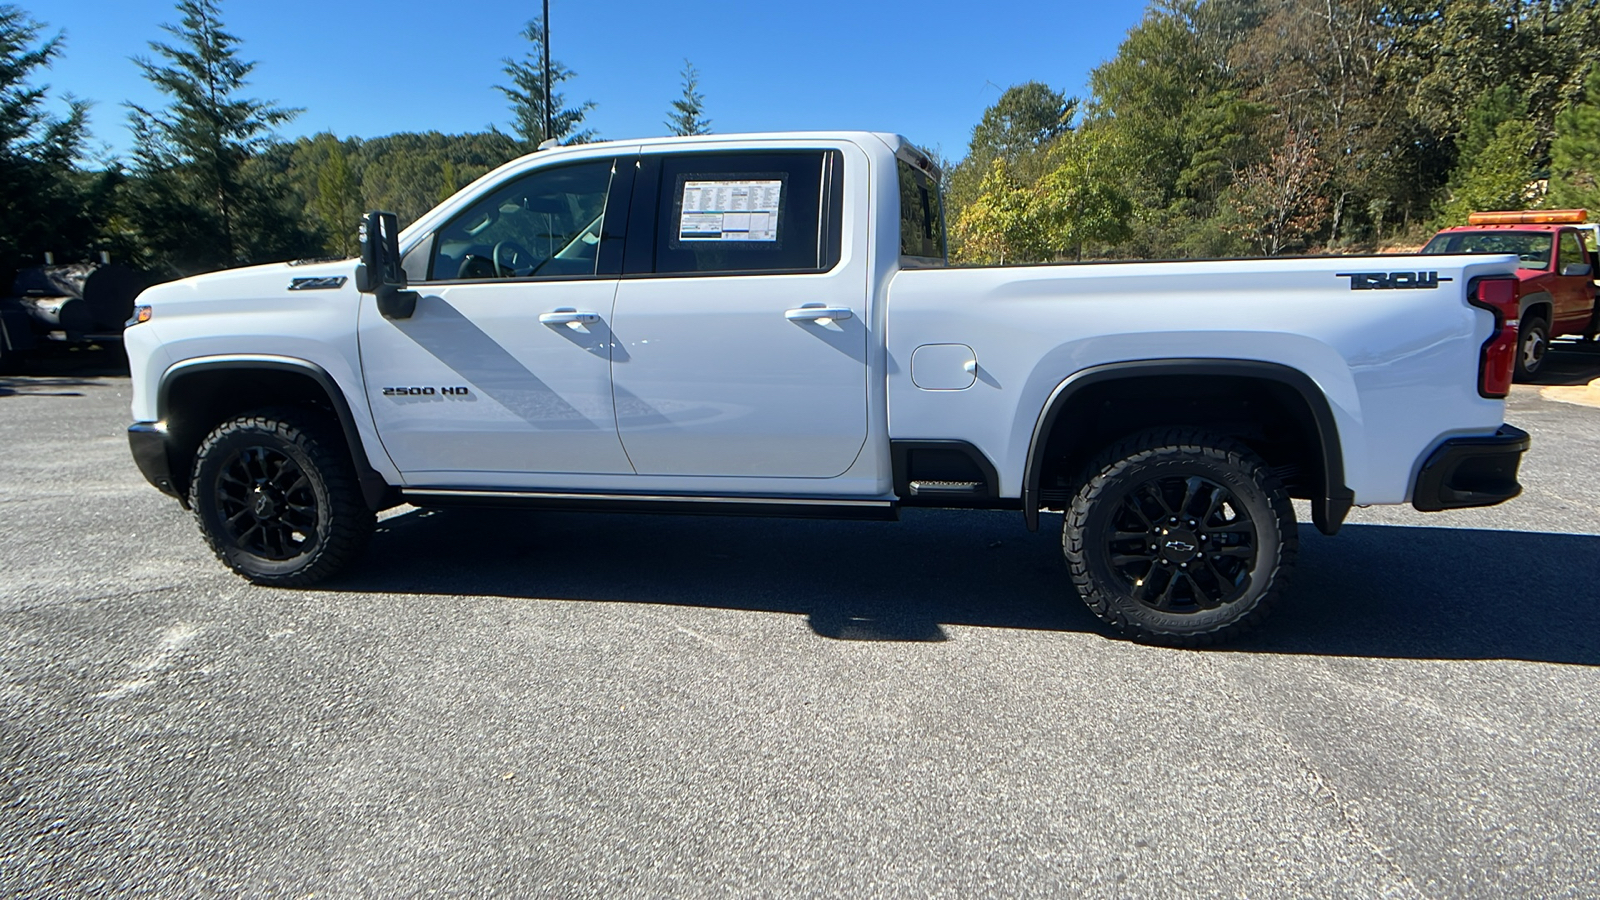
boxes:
[356,210,419,319]
[1562,262,1592,277]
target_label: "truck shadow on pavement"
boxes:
[330,507,1600,666]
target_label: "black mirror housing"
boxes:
[357,210,419,319]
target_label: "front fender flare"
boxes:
[157,354,393,510]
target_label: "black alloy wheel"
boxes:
[214,445,320,560]
[1063,429,1297,647]
[1100,474,1257,613]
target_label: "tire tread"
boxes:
[189,408,373,586]
[1062,427,1297,648]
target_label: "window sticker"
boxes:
[678,179,783,241]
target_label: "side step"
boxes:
[908,480,985,496]
[401,489,900,521]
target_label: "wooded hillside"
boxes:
[5,0,1599,278]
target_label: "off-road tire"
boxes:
[189,408,373,586]
[1063,428,1297,647]
[1515,316,1549,380]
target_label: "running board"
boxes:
[908,479,985,495]
[401,489,900,521]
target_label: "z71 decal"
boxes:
[1335,271,1452,290]
[287,276,348,291]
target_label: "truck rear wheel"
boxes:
[189,409,373,586]
[1062,429,1297,647]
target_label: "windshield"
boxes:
[1421,231,1553,270]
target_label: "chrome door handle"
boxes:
[784,306,854,322]
[539,308,600,325]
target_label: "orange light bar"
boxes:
[1468,209,1588,225]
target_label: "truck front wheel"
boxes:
[1063,429,1297,647]
[189,409,374,586]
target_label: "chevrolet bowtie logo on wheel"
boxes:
[1165,540,1196,553]
[1335,271,1452,290]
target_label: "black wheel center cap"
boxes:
[250,487,278,520]
[1158,527,1200,564]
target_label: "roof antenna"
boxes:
[542,0,553,147]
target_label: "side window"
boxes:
[898,159,946,263]
[429,159,614,281]
[651,152,834,275]
[1559,231,1586,272]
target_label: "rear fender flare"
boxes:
[1021,358,1351,535]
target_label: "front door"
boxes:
[359,155,635,486]
[1554,229,1595,332]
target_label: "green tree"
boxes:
[352,130,521,226]
[665,59,710,136]
[1079,2,1273,257]
[1031,129,1134,260]
[1086,5,1210,210]
[944,81,1076,252]
[950,159,1039,265]
[498,17,595,146]
[1385,0,1600,143]
[1439,118,1541,220]
[951,131,1133,266]
[310,133,358,256]
[260,129,524,255]
[1548,65,1600,213]
[1453,86,1526,182]
[125,0,305,271]
[968,82,1075,164]
[0,4,96,271]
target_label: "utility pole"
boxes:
[542,0,552,144]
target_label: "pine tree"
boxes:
[0,4,93,271]
[497,17,595,146]
[1548,65,1600,213]
[126,0,302,269]
[665,59,710,136]
[311,133,358,257]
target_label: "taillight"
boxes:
[1468,276,1519,398]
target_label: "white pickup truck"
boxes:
[125,131,1530,646]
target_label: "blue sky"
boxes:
[41,0,1152,164]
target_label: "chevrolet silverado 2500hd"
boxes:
[124,132,1530,645]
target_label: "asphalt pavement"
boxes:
[3,343,1599,898]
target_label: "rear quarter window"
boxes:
[898,159,946,264]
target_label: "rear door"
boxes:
[608,145,868,479]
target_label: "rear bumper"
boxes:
[128,421,183,501]
[1411,424,1529,512]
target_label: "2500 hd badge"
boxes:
[380,386,472,397]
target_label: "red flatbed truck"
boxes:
[1422,209,1600,379]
